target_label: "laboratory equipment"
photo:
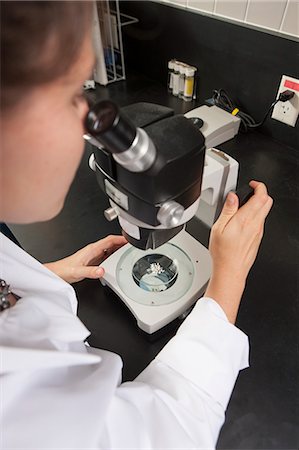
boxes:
[84,102,239,334]
[85,101,206,250]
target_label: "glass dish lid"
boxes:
[116,242,194,306]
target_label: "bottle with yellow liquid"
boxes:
[183,66,196,101]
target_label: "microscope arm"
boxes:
[196,148,239,228]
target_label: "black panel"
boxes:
[122,102,174,127]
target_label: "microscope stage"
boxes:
[100,230,212,334]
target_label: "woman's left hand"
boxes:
[44,235,127,284]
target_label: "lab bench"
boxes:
[10,72,298,449]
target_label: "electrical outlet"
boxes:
[271,75,299,127]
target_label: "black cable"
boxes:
[247,99,279,129]
[211,88,294,133]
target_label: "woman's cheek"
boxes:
[78,98,89,121]
[70,99,89,157]
[65,107,86,159]
[72,95,89,122]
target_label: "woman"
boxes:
[0,2,273,449]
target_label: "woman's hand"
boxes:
[44,235,127,284]
[205,181,273,323]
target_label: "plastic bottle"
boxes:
[172,62,180,97]
[167,60,175,93]
[178,64,186,99]
[183,66,196,101]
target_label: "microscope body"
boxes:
[86,103,205,250]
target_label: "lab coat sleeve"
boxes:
[152,297,249,410]
[100,297,249,449]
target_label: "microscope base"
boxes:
[100,230,212,334]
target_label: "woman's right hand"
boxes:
[205,181,273,323]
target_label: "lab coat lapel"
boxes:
[0,232,77,314]
[0,233,91,347]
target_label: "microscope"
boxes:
[85,101,241,335]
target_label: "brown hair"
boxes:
[0,1,93,111]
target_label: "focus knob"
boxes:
[104,207,118,222]
[157,201,184,228]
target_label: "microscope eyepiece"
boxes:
[85,100,157,173]
[85,100,136,154]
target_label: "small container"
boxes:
[172,62,180,97]
[167,59,175,93]
[183,66,196,101]
[178,64,186,99]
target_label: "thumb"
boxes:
[217,192,239,226]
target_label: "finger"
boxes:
[249,180,260,189]
[101,243,127,262]
[249,180,269,200]
[215,192,239,229]
[93,235,127,251]
[236,182,269,222]
[249,180,268,193]
[75,265,105,281]
[255,196,274,222]
[87,235,126,260]
[106,235,127,248]
[238,196,273,243]
[100,235,127,259]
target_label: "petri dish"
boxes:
[116,243,194,306]
[132,253,178,292]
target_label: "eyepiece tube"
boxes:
[85,100,157,173]
[85,100,136,154]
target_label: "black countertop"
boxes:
[10,72,298,449]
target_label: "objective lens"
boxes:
[132,254,178,292]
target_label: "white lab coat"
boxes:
[0,232,249,449]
